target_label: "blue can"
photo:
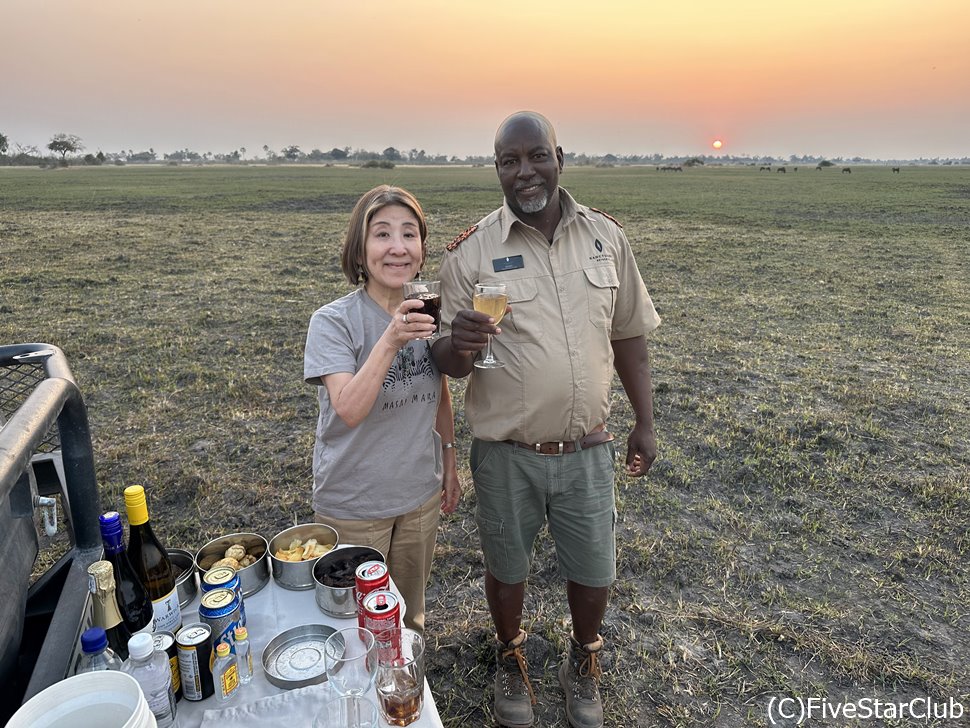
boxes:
[202,566,246,627]
[198,587,241,653]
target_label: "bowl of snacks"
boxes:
[269,523,339,590]
[313,545,385,618]
[194,532,270,597]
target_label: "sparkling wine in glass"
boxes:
[473,283,508,369]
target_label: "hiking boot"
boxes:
[493,629,535,728]
[558,634,604,728]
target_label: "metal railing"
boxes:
[0,343,102,720]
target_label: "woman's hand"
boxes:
[441,465,462,514]
[387,298,437,349]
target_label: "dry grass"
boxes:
[2,164,969,726]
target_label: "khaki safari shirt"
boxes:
[439,188,660,443]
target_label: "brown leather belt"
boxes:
[504,430,614,456]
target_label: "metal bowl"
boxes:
[167,548,198,609]
[194,532,270,597]
[312,545,385,618]
[268,523,339,591]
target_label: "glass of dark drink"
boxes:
[375,628,425,727]
[403,280,441,340]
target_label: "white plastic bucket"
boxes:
[8,670,157,728]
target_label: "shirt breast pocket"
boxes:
[502,278,539,342]
[584,266,618,329]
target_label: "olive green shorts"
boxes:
[470,439,617,587]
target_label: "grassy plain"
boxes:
[2,163,969,726]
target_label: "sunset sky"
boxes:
[4,0,969,160]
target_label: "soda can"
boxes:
[176,622,215,701]
[153,630,182,702]
[199,587,241,653]
[354,561,389,628]
[362,590,401,661]
[202,565,247,627]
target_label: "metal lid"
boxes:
[262,624,337,689]
[203,566,238,587]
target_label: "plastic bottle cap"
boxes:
[216,642,231,656]
[128,632,155,659]
[234,626,248,640]
[81,627,108,654]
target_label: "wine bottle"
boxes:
[87,560,134,660]
[124,485,182,633]
[99,511,154,635]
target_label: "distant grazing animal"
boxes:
[777,166,786,173]
[816,165,823,170]
[760,165,771,172]
[891,166,900,173]
[793,167,798,172]
[842,167,851,174]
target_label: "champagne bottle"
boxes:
[124,485,182,633]
[88,560,133,660]
[99,511,154,635]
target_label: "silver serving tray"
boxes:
[262,624,337,689]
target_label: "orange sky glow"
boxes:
[4,0,968,159]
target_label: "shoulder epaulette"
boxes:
[446,224,478,251]
[589,207,623,229]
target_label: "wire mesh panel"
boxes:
[0,362,60,452]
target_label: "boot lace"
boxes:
[500,644,537,705]
[570,647,602,701]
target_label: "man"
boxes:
[432,111,661,728]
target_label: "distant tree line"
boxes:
[2,130,969,168]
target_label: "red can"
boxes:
[355,561,389,628]
[362,589,401,660]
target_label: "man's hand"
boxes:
[624,421,657,476]
[448,308,503,356]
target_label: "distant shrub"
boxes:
[362,159,395,169]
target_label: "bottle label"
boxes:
[152,588,183,633]
[220,663,239,698]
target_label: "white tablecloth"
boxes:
[176,573,443,728]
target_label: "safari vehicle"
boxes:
[0,344,102,724]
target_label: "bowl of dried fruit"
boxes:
[268,523,339,590]
[194,532,270,597]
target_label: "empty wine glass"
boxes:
[324,627,378,697]
[473,283,508,369]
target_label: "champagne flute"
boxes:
[325,627,378,697]
[473,283,508,369]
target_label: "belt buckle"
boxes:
[535,441,565,456]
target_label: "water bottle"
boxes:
[123,632,178,727]
[233,626,253,684]
[77,627,124,673]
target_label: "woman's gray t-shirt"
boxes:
[304,288,442,519]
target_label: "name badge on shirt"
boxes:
[492,255,524,273]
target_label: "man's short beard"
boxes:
[517,190,549,214]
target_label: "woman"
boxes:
[304,185,460,634]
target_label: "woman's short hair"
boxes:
[341,185,428,286]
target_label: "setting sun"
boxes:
[712,139,723,149]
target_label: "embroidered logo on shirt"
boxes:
[594,239,603,253]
